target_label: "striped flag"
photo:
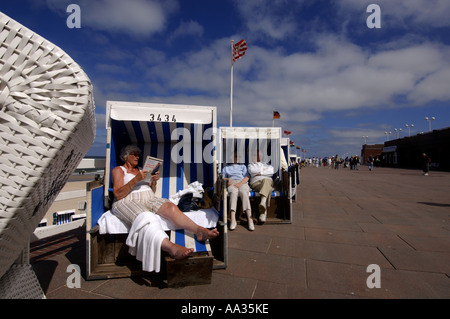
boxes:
[232,39,247,62]
[273,111,281,119]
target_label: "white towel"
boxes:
[98,211,130,234]
[125,211,169,273]
[168,181,204,205]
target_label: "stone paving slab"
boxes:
[399,234,450,252]
[379,247,450,274]
[268,236,394,268]
[304,227,412,249]
[306,259,450,298]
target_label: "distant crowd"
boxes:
[300,153,432,176]
[300,155,377,170]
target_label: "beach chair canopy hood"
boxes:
[105,101,217,200]
[0,12,95,278]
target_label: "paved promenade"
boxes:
[31,166,450,299]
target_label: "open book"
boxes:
[142,155,163,182]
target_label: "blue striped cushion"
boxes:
[249,190,283,197]
[170,229,211,253]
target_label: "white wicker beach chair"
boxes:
[0,11,95,295]
[0,264,45,299]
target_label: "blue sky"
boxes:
[2,0,450,158]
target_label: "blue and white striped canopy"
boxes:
[106,102,217,199]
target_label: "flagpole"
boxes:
[230,40,234,127]
[272,108,274,127]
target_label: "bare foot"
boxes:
[169,243,194,260]
[196,227,219,242]
[162,239,193,259]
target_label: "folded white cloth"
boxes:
[125,211,169,273]
[169,181,204,205]
[98,211,130,234]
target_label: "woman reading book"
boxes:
[111,145,219,260]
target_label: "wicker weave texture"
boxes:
[0,264,46,299]
[0,12,95,278]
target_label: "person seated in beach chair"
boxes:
[111,145,219,260]
[222,152,254,231]
[248,150,275,224]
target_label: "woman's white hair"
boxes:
[120,145,141,162]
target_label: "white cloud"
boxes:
[46,0,178,37]
[368,44,445,75]
[140,47,167,66]
[145,38,230,95]
[233,0,299,40]
[86,0,178,37]
[95,63,131,75]
[169,20,204,42]
[411,67,450,103]
[329,127,385,141]
[234,36,449,116]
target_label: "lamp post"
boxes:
[394,128,402,139]
[405,124,414,137]
[362,136,368,144]
[384,131,391,141]
[425,117,435,132]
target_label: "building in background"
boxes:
[361,127,450,171]
[360,144,384,166]
[382,127,450,171]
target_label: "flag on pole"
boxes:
[232,39,247,62]
[284,130,291,135]
[273,111,281,119]
[230,39,247,127]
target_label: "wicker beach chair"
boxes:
[0,12,95,297]
[85,101,226,283]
